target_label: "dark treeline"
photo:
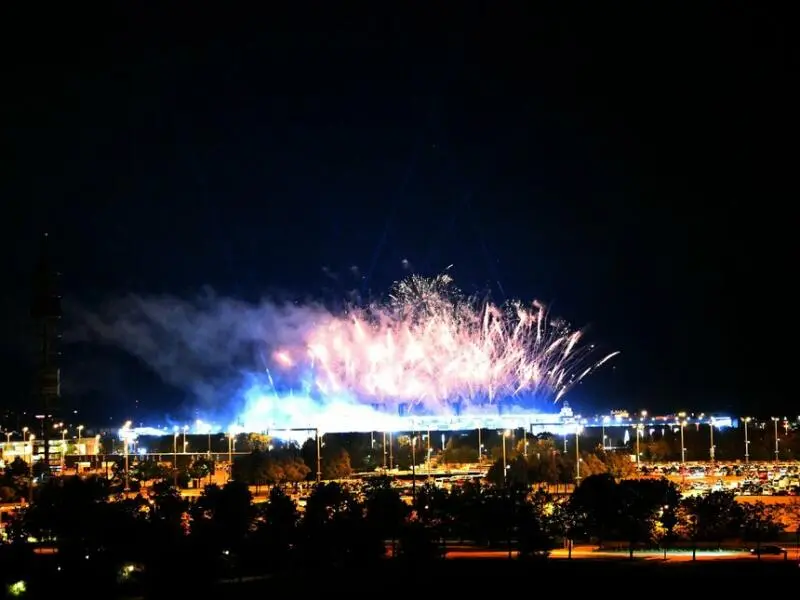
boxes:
[1,463,795,597]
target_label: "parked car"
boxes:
[750,545,785,556]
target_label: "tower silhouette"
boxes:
[30,233,62,472]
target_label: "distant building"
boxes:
[0,437,101,469]
[30,233,62,470]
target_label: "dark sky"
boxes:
[1,5,795,421]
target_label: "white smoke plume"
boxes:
[70,289,329,408]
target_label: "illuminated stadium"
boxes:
[120,404,735,442]
[93,272,628,439]
[92,271,738,442]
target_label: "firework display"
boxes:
[84,272,617,434]
[263,273,617,418]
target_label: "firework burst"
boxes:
[276,274,618,411]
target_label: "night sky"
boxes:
[2,5,795,421]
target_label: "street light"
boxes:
[743,417,751,464]
[27,434,35,503]
[76,425,84,454]
[602,416,610,450]
[21,427,28,463]
[59,426,67,472]
[635,424,644,466]
[709,417,716,463]
[501,429,511,485]
[771,417,780,463]
[28,434,35,465]
[315,428,322,483]
[575,422,582,484]
[523,426,528,459]
[678,412,687,464]
[410,432,417,498]
[426,429,431,476]
[227,430,235,481]
[382,431,387,470]
[122,421,132,491]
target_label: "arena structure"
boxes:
[118,403,734,441]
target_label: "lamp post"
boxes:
[477,427,482,465]
[60,426,67,472]
[678,412,687,464]
[22,428,28,463]
[410,432,417,499]
[122,420,132,492]
[76,425,84,455]
[602,416,610,450]
[709,417,716,463]
[426,429,431,476]
[501,429,510,485]
[28,434,35,465]
[94,434,101,470]
[173,431,179,484]
[635,424,643,466]
[28,434,35,503]
[523,426,528,459]
[771,417,780,463]
[382,431,387,470]
[575,422,582,484]
[227,431,233,481]
[315,428,322,483]
[743,417,751,464]
[3,430,13,461]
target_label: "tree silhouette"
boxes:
[396,520,444,563]
[1,457,31,501]
[149,480,189,538]
[234,449,310,489]
[569,473,619,545]
[299,482,382,566]
[740,501,786,550]
[364,476,408,554]
[516,491,555,560]
[682,491,742,549]
[247,486,298,571]
[322,446,353,479]
[616,478,680,558]
[191,481,254,556]
[132,460,170,486]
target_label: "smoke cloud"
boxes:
[70,290,330,410]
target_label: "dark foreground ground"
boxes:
[223,558,799,594]
[18,557,799,598]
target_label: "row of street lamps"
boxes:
[119,423,326,492]
[114,414,791,493]
[670,414,784,465]
[2,424,91,467]
[498,414,790,485]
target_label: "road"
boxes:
[441,544,797,562]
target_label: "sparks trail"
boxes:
[275,273,618,411]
